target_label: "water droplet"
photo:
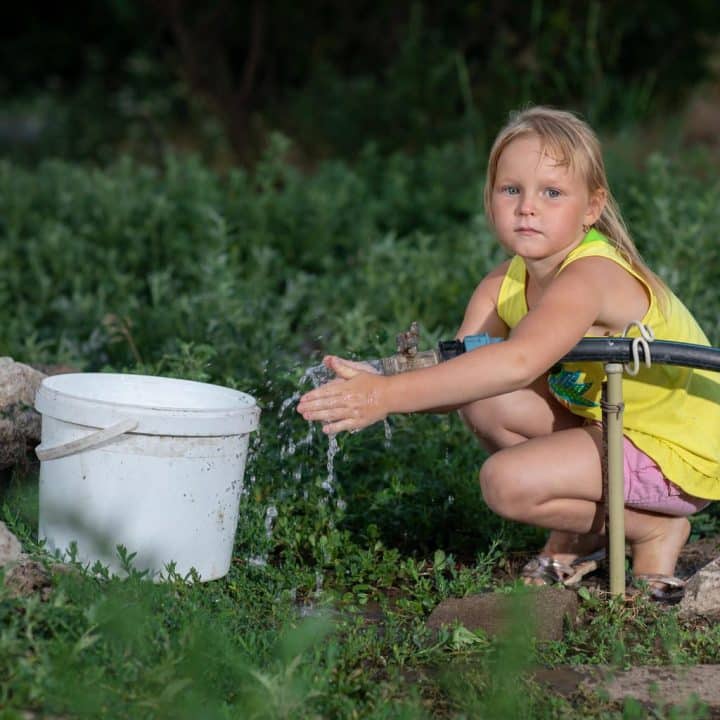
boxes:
[264,505,278,537]
[279,391,301,417]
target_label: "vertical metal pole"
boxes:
[604,363,626,597]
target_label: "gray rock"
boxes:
[0,357,46,469]
[0,357,45,408]
[0,520,23,566]
[0,409,42,469]
[678,556,720,621]
[426,586,579,643]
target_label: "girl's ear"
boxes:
[586,187,607,225]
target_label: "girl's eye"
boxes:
[545,188,561,198]
[500,185,519,196]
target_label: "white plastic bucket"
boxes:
[34,373,260,581]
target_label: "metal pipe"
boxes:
[603,363,626,597]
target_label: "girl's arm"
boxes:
[297,257,619,434]
[321,261,511,414]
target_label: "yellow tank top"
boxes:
[496,229,720,499]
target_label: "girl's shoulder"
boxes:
[473,258,514,292]
[488,258,513,277]
[554,235,656,336]
[558,229,631,273]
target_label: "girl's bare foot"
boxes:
[631,515,690,579]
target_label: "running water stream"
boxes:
[250,364,340,570]
[255,362,389,582]
[281,361,394,492]
[279,363,340,493]
[247,504,279,567]
[269,361,394,615]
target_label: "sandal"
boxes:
[520,548,606,588]
[632,574,686,605]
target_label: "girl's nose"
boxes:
[517,195,536,215]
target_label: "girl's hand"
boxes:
[323,355,381,376]
[297,355,387,434]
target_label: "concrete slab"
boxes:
[535,664,720,711]
[426,586,578,642]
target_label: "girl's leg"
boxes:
[459,376,603,559]
[459,375,584,453]
[478,424,690,578]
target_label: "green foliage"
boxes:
[2,141,720,717]
[623,153,720,343]
[2,2,720,161]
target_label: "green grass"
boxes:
[2,139,720,717]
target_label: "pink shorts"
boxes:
[623,436,710,516]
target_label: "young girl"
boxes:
[297,106,720,599]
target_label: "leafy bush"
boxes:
[4,2,720,162]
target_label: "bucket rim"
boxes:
[35,372,260,436]
[38,372,256,413]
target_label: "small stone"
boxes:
[4,559,52,599]
[0,520,23,566]
[533,665,594,698]
[678,556,720,621]
[426,586,578,642]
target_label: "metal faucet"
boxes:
[379,322,441,375]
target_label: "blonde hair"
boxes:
[483,106,668,307]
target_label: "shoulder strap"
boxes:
[496,255,528,329]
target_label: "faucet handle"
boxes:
[396,321,420,357]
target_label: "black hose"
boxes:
[562,338,720,372]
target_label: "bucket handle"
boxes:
[35,418,139,462]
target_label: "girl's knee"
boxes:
[479,454,528,518]
[459,400,518,452]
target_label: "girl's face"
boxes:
[490,135,605,264]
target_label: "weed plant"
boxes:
[1,139,720,717]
